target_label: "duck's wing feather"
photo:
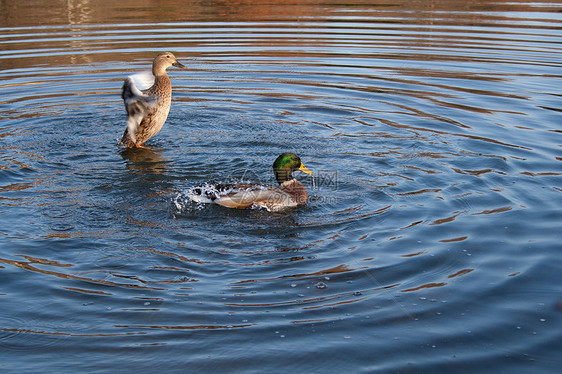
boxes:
[129,71,155,92]
[214,185,297,210]
[122,74,157,144]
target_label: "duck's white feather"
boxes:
[129,71,155,91]
[122,75,157,144]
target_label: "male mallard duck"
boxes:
[209,153,313,211]
[120,52,187,148]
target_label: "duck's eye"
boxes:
[166,55,171,59]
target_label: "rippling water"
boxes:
[1,1,561,372]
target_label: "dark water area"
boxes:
[1,0,561,372]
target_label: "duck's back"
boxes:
[213,181,306,211]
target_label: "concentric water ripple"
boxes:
[1,1,561,373]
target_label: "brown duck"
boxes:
[120,52,186,148]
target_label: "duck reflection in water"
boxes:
[121,147,169,174]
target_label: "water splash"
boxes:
[173,181,274,213]
[173,182,225,212]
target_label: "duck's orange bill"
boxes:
[299,163,313,175]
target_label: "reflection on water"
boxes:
[121,147,169,174]
[1,0,562,373]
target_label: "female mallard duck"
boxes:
[120,52,187,148]
[211,153,313,211]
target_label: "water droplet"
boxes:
[144,302,150,306]
[539,318,546,322]
[353,291,362,296]
[315,282,327,289]
[290,283,297,288]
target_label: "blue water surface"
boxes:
[1,1,561,373]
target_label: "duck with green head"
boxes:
[212,153,313,211]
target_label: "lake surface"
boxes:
[1,0,561,372]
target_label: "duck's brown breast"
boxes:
[280,179,308,205]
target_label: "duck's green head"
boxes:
[273,153,313,184]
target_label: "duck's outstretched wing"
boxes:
[121,73,157,144]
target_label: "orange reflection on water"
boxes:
[302,295,369,310]
[396,188,442,196]
[439,236,468,243]
[401,282,447,292]
[233,263,363,284]
[473,206,512,215]
[0,256,166,290]
[430,211,465,225]
[114,323,255,330]
[401,250,426,258]
[63,286,112,295]
[448,269,474,279]
[0,327,146,338]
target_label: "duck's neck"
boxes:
[153,63,169,77]
[154,73,170,85]
[149,73,171,96]
[280,179,308,205]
